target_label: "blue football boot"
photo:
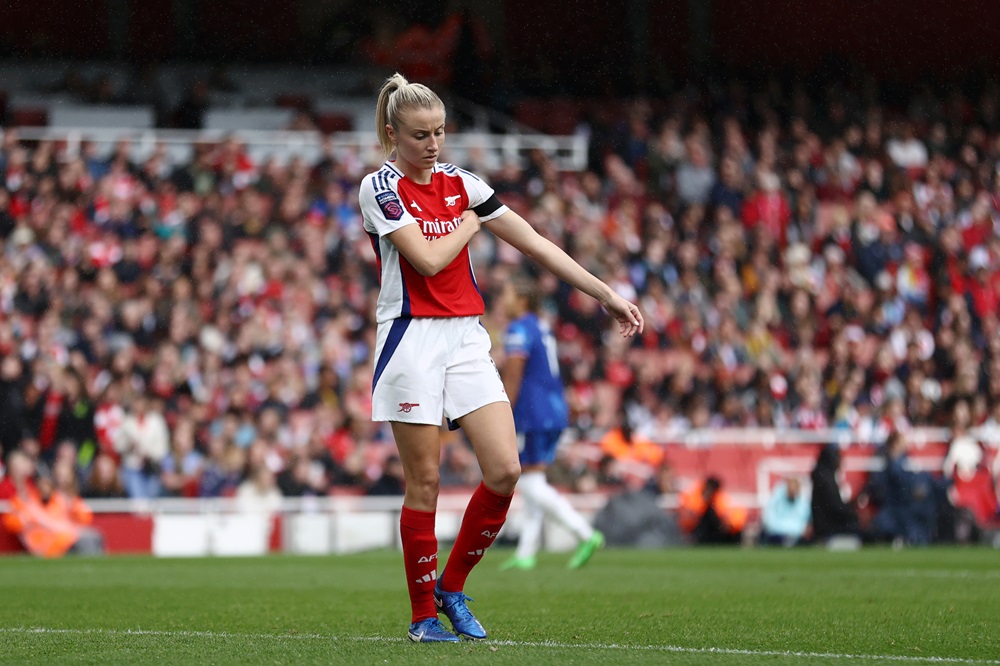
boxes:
[407,617,460,643]
[434,581,487,639]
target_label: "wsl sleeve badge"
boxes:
[375,191,404,221]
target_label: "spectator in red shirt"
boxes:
[967,246,998,322]
[742,170,791,249]
[959,193,996,253]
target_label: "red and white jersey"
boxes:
[360,161,508,323]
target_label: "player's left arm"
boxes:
[486,209,644,337]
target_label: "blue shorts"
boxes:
[517,430,563,466]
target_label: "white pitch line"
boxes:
[0,627,997,664]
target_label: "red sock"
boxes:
[439,482,512,592]
[400,506,438,623]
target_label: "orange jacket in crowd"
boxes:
[599,427,665,468]
[1,488,93,558]
[677,480,748,535]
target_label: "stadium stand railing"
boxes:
[8,126,590,172]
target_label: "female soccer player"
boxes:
[359,73,644,643]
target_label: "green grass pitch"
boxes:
[0,547,997,665]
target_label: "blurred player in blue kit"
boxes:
[499,275,605,571]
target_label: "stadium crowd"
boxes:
[0,78,999,545]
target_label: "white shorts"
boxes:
[371,316,509,425]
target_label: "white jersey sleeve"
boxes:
[360,169,419,237]
[448,165,509,222]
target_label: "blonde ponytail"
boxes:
[374,72,445,157]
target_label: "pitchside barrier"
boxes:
[0,427,994,556]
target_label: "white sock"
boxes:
[518,470,594,544]
[515,498,545,560]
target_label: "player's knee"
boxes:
[485,461,520,495]
[407,473,440,507]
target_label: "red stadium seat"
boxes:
[317,113,353,134]
[11,108,47,127]
[544,98,583,135]
[513,99,548,132]
[513,97,583,135]
[275,93,312,110]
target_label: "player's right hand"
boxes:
[603,293,644,338]
[461,209,482,235]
